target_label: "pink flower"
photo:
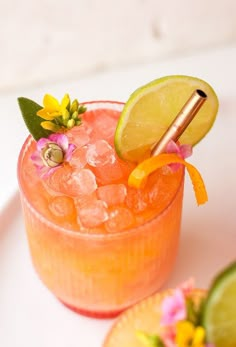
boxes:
[162,325,176,347]
[166,140,192,159]
[161,289,187,326]
[166,140,192,171]
[31,133,76,178]
[163,338,176,347]
[179,277,195,297]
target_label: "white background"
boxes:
[1,0,236,91]
[0,2,236,345]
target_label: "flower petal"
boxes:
[41,121,60,132]
[64,143,76,161]
[179,277,195,296]
[43,94,60,111]
[50,111,62,118]
[166,140,180,154]
[163,339,176,347]
[180,144,193,159]
[60,93,70,110]
[192,326,205,344]
[37,165,59,179]
[161,289,186,326]
[37,138,51,151]
[36,165,49,177]
[31,151,43,166]
[176,320,195,346]
[43,166,59,178]
[37,108,56,120]
[49,133,69,152]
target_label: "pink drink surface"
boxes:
[21,107,183,233]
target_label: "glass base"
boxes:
[60,300,124,319]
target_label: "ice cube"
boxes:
[70,146,88,170]
[68,125,90,148]
[78,200,108,228]
[88,109,118,143]
[74,192,97,209]
[79,121,93,135]
[86,140,115,167]
[30,185,52,219]
[48,195,76,221]
[105,207,135,232]
[45,164,73,194]
[97,184,127,206]
[145,170,174,208]
[65,168,97,196]
[92,159,124,185]
[81,109,97,124]
[45,165,97,197]
[125,187,148,213]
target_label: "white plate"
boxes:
[0,193,114,347]
[1,45,236,346]
[1,175,236,347]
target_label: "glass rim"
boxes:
[17,100,185,241]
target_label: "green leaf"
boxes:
[186,296,205,326]
[136,330,165,347]
[17,97,52,140]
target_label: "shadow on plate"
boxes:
[0,193,21,238]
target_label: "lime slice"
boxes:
[115,75,219,162]
[202,261,236,347]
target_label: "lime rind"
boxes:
[115,75,219,162]
[201,261,236,347]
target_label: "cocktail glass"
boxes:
[17,101,184,318]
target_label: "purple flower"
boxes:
[160,289,187,326]
[166,140,192,159]
[31,133,76,178]
[166,140,192,171]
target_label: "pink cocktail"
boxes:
[18,101,184,318]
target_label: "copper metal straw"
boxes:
[151,89,207,157]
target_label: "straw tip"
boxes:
[196,89,207,99]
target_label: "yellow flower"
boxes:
[175,321,206,347]
[40,121,61,132]
[37,94,70,120]
[192,326,205,346]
